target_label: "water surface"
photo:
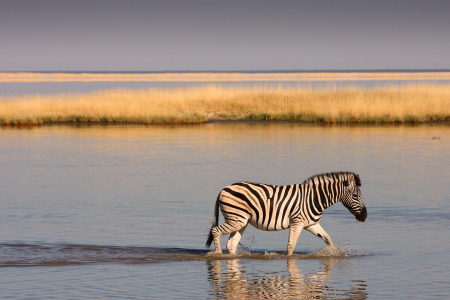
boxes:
[2,80,450,96]
[1,123,449,299]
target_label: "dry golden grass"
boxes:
[1,84,449,125]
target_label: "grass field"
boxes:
[1,84,449,125]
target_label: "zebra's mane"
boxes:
[303,171,362,187]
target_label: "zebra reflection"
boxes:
[206,258,367,300]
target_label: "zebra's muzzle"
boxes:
[356,206,367,222]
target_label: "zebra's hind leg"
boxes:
[212,220,247,254]
[304,223,333,247]
[226,224,248,254]
[211,227,223,253]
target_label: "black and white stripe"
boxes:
[206,171,367,255]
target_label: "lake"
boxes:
[1,122,449,299]
[2,79,450,96]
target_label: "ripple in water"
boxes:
[0,242,367,267]
[314,242,364,257]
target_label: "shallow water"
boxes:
[1,123,449,299]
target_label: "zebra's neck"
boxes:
[305,172,348,212]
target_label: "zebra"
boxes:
[206,171,367,255]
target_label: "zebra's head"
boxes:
[341,173,367,222]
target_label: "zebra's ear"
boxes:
[348,174,355,185]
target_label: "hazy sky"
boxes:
[1,0,449,71]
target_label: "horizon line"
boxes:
[2,69,450,74]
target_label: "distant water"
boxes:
[1,80,449,97]
[1,123,449,299]
[2,70,450,96]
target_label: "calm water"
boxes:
[2,80,450,96]
[1,123,449,299]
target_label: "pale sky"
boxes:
[1,0,449,71]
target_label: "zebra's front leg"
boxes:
[305,223,333,247]
[226,224,248,254]
[287,222,303,255]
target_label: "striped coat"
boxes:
[206,172,366,255]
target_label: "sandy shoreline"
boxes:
[2,72,450,82]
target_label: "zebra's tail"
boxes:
[206,193,220,248]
